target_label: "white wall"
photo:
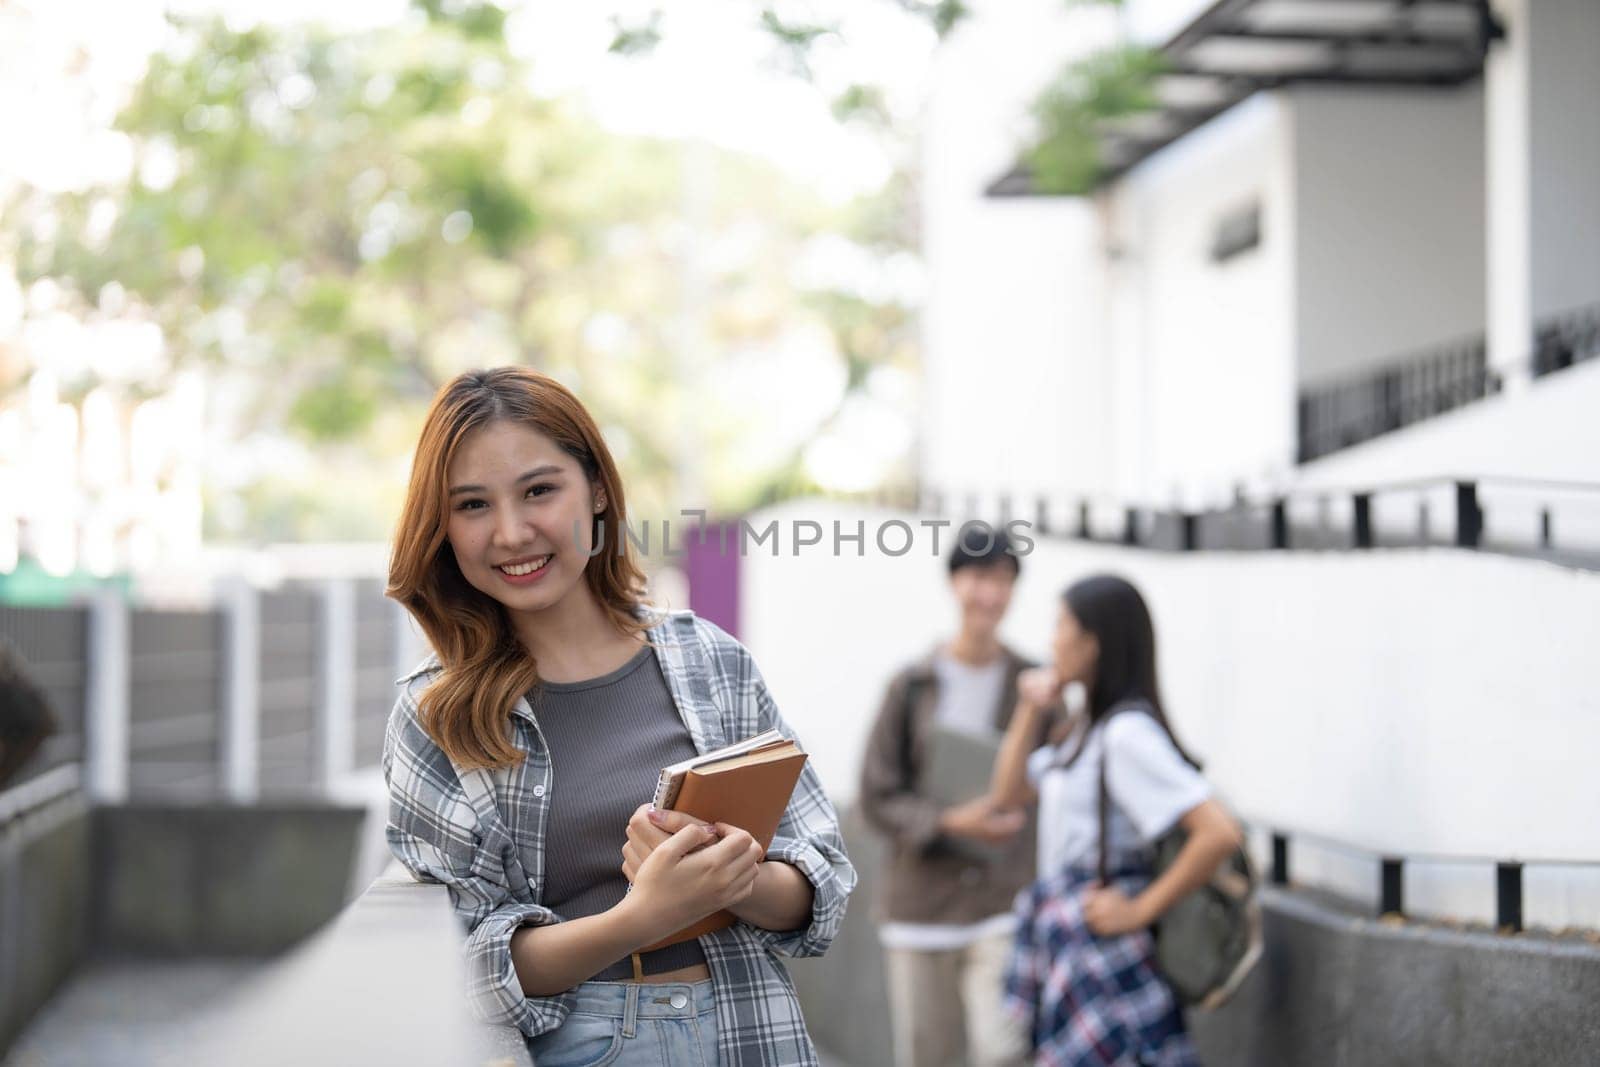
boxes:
[919,0,1119,504]
[1487,0,1600,384]
[1292,84,1487,386]
[740,498,1600,929]
[1108,95,1297,505]
[1526,0,1600,321]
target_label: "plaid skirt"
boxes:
[1003,864,1200,1067]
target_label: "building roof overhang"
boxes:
[987,0,1501,197]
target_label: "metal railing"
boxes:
[0,578,412,799]
[1297,300,1600,463]
[1533,302,1600,379]
[1297,335,1497,463]
[1253,818,1599,935]
[903,475,1600,570]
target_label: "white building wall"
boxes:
[1108,95,1296,505]
[919,0,1118,506]
[739,498,1600,930]
[1292,84,1487,386]
[1525,0,1600,321]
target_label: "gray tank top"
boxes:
[530,642,707,977]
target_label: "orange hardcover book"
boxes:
[641,735,808,950]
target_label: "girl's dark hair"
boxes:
[1060,573,1199,768]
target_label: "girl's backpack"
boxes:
[1095,701,1262,1010]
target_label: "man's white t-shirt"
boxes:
[932,652,1006,736]
[1028,711,1210,878]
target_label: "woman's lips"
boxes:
[496,554,553,584]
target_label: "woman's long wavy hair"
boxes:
[387,367,649,769]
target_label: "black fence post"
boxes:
[1078,501,1091,541]
[1353,493,1374,549]
[1496,862,1524,933]
[1380,858,1404,916]
[1455,480,1483,548]
[1271,834,1290,886]
[1270,498,1289,550]
[1540,508,1553,549]
[1034,496,1050,537]
[1180,512,1199,551]
[1122,508,1139,547]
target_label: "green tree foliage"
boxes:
[1026,44,1167,195]
[7,5,921,539]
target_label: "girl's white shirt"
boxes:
[1028,712,1211,878]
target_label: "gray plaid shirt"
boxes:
[383,608,855,1066]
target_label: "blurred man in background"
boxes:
[859,526,1062,1067]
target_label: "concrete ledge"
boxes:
[188,860,534,1066]
[0,769,92,1053]
[1191,887,1600,1067]
[93,802,368,955]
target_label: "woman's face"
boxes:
[1052,602,1099,686]
[444,419,604,617]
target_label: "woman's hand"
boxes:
[1082,885,1153,936]
[938,796,1026,843]
[624,821,765,941]
[621,803,711,883]
[1017,665,1066,711]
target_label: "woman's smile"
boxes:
[495,553,555,584]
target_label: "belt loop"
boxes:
[630,951,643,981]
[622,982,640,1039]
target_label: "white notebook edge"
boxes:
[650,728,794,810]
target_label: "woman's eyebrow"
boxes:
[448,465,564,496]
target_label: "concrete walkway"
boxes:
[4,959,263,1067]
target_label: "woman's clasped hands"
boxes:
[619,802,764,938]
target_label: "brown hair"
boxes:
[386,366,649,768]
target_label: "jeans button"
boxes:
[669,992,688,1010]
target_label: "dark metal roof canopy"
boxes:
[988,0,1501,196]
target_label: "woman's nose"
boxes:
[492,506,528,548]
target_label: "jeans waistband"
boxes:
[568,979,717,1021]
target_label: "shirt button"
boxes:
[669,992,688,1010]
[532,785,546,798]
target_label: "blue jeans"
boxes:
[526,980,718,1067]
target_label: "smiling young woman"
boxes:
[382,367,855,1067]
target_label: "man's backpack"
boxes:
[1095,701,1262,1010]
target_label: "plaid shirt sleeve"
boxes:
[692,617,857,959]
[382,676,565,1037]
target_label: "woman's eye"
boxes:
[453,485,556,511]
